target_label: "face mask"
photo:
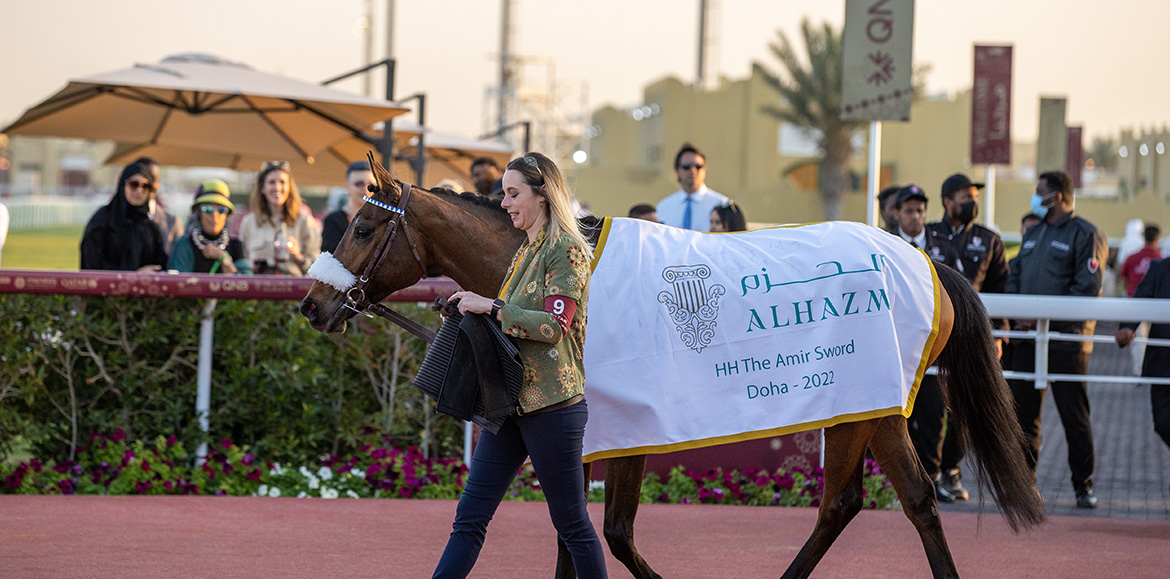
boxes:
[1030,193,1051,219]
[953,200,978,224]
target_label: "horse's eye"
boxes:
[353,226,373,240]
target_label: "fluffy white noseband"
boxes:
[307,252,357,292]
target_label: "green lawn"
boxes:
[2,225,85,270]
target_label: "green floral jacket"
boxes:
[497,226,592,413]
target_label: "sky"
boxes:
[2,0,1168,146]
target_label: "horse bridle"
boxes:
[341,181,437,343]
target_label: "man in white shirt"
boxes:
[656,143,728,232]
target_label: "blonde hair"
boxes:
[250,163,303,227]
[505,153,593,259]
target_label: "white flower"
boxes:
[317,467,334,481]
[308,476,320,490]
[589,481,605,491]
[299,466,312,478]
[321,487,339,499]
[270,462,284,475]
[297,491,307,498]
[257,484,269,496]
[346,490,359,499]
[268,487,281,498]
[350,467,364,477]
[548,349,558,359]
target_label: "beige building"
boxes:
[572,67,1170,239]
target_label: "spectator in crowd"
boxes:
[1020,213,1042,237]
[434,152,607,578]
[656,143,728,232]
[167,180,251,274]
[924,172,1011,502]
[80,162,167,272]
[709,201,747,232]
[1005,170,1108,509]
[133,156,182,255]
[892,184,961,503]
[470,156,502,198]
[878,184,901,234]
[1118,225,1163,375]
[628,203,659,222]
[239,161,320,275]
[1120,225,1162,298]
[1115,256,1170,457]
[321,161,376,254]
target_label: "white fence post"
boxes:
[195,298,217,465]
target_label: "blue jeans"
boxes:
[432,399,607,578]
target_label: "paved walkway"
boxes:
[940,321,1170,520]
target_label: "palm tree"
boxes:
[755,19,859,220]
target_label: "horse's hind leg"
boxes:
[868,415,958,579]
[781,420,879,579]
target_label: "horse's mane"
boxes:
[418,183,604,246]
[425,186,507,214]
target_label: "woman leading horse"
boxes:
[299,157,1044,579]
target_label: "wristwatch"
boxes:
[490,299,505,319]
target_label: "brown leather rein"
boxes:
[341,181,438,344]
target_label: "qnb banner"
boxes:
[841,0,916,122]
[580,218,940,461]
[971,45,1013,165]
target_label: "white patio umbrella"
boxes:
[2,53,409,163]
[105,122,513,188]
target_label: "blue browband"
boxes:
[363,195,405,215]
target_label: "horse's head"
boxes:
[299,153,428,333]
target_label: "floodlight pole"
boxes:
[322,58,397,171]
[480,121,532,154]
[399,93,427,185]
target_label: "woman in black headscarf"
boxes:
[80,163,168,271]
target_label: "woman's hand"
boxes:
[201,244,227,261]
[137,264,162,273]
[286,237,303,262]
[449,291,495,315]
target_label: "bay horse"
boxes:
[298,162,1045,579]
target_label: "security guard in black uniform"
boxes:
[1005,170,1108,509]
[924,173,1010,502]
[892,185,964,502]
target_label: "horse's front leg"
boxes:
[601,454,661,579]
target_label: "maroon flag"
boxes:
[970,45,1012,164]
[1066,126,1084,188]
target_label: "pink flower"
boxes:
[110,429,126,442]
[242,454,254,466]
[246,469,261,482]
[166,435,177,447]
[134,481,152,494]
[141,460,152,472]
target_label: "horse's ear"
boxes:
[366,151,398,203]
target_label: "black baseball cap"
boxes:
[895,184,928,207]
[940,173,985,198]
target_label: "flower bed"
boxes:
[2,431,899,510]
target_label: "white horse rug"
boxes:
[581,218,941,462]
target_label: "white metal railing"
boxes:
[927,294,1170,388]
[4,196,106,231]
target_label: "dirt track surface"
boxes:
[2,495,1169,578]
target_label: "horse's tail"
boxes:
[934,264,1045,532]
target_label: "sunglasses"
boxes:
[679,163,704,170]
[126,179,156,193]
[263,160,291,172]
[199,205,230,215]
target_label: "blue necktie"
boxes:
[683,195,693,230]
